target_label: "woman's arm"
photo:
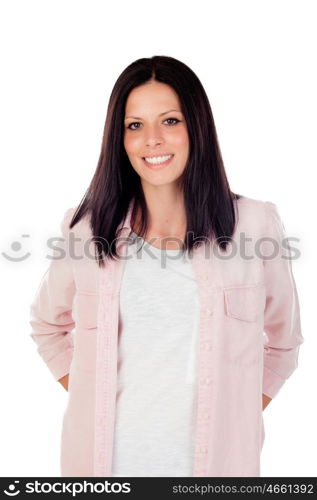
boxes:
[262,393,272,410]
[58,373,69,391]
[262,202,304,400]
[29,208,76,382]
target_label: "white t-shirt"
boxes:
[111,231,200,477]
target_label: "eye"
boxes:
[164,118,180,125]
[126,122,141,131]
[126,118,181,131]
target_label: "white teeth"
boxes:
[144,154,173,165]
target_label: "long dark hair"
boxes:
[68,55,242,268]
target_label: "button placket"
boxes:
[193,268,215,479]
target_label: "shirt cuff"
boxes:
[46,348,74,381]
[262,364,287,399]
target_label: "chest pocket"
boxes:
[222,284,266,366]
[224,284,266,322]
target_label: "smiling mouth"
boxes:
[142,154,174,167]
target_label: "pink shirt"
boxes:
[29,195,304,477]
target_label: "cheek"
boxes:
[124,134,141,154]
[170,128,189,151]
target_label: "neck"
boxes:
[133,185,187,240]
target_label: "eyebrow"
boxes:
[124,109,182,120]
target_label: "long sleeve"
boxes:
[29,208,76,381]
[262,201,304,399]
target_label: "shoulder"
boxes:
[236,194,278,213]
[234,194,281,236]
[236,194,265,208]
[60,206,92,237]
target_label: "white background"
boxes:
[0,0,315,477]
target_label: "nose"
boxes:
[146,137,163,148]
[144,124,164,147]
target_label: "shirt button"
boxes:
[194,468,206,475]
[203,412,210,420]
[206,308,213,316]
[197,446,208,453]
[203,377,212,385]
[204,342,212,350]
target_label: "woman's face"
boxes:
[123,81,189,187]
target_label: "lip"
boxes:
[142,154,174,170]
[142,153,173,158]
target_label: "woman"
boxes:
[29,55,304,477]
